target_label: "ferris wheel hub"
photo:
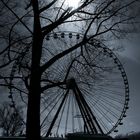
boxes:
[66,78,76,89]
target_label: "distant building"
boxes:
[66,133,114,140]
[0,134,114,140]
[0,133,117,140]
[115,138,128,140]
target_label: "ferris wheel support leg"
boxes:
[75,83,104,134]
[74,87,98,134]
[73,87,90,134]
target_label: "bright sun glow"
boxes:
[65,0,80,8]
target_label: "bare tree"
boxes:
[0,102,24,136]
[0,0,139,140]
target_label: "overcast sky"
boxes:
[111,32,140,136]
[0,0,140,137]
[0,33,139,136]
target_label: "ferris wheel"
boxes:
[40,32,130,136]
[8,31,129,137]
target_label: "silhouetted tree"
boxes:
[0,0,139,140]
[0,102,24,136]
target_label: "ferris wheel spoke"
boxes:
[82,86,121,107]
[93,103,122,128]
[87,87,124,103]
[85,94,118,119]
[91,101,116,130]
[95,90,124,103]
[94,86,124,96]
[95,94,124,112]
[94,103,113,132]
[41,88,62,115]
[91,105,111,133]
[56,92,68,135]
[86,95,120,120]
[82,88,123,113]
[45,89,70,137]
[41,90,64,128]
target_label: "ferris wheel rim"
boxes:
[8,31,130,135]
[43,32,130,135]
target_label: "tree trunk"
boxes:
[26,1,43,139]
[26,69,41,140]
[26,40,42,140]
